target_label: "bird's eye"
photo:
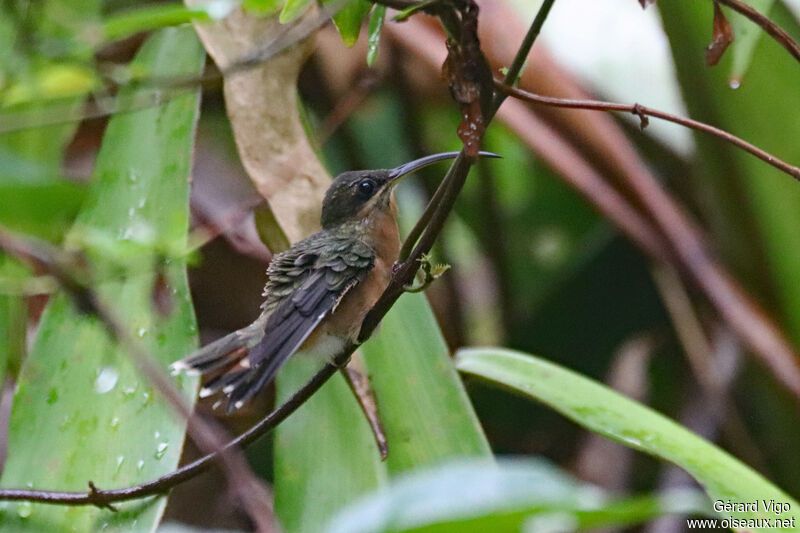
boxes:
[357,179,376,198]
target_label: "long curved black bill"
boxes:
[387,151,501,180]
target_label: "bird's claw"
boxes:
[403,253,450,293]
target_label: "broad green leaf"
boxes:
[275,355,386,533]
[243,0,284,15]
[359,294,491,474]
[324,459,709,533]
[725,0,776,84]
[0,26,205,533]
[279,0,314,23]
[103,5,212,42]
[332,0,372,47]
[456,348,800,530]
[366,5,386,66]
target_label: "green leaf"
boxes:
[324,459,709,533]
[0,139,86,244]
[391,1,434,22]
[0,256,27,380]
[725,0,776,84]
[360,294,491,474]
[366,4,386,66]
[102,4,212,42]
[332,0,372,47]
[2,63,98,107]
[0,27,205,533]
[279,0,314,23]
[0,178,85,242]
[456,348,800,529]
[243,0,284,16]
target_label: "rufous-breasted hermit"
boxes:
[171,151,500,411]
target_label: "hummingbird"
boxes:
[171,151,499,411]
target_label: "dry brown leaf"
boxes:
[186,4,331,242]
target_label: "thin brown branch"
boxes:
[715,0,800,65]
[651,263,721,392]
[495,82,800,181]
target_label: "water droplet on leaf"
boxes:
[94,367,119,394]
[154,442,169,459]
[17,502,32,518]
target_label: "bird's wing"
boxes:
[222,236,374,411]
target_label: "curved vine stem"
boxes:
[494,82,800,181]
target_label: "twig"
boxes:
[495,82,800,181]
[715,0,800,64]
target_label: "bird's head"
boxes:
[320,151,499,229]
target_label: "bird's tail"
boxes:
[170,318,266,400]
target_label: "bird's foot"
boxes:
[403,253,450,293]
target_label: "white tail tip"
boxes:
[169,361,200,376]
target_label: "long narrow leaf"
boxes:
[456,348,799,530]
